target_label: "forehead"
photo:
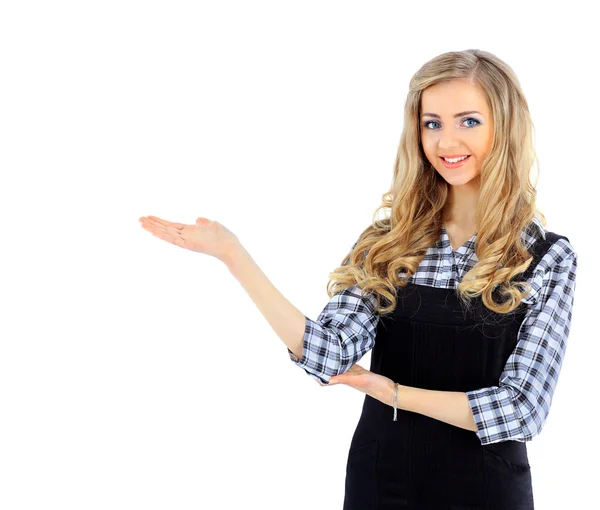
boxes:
[421,79,489,115]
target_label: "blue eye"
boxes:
[423,117,481,130]
[423,120,440,130]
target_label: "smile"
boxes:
[440,155,471,168]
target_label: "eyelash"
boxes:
[422,117,481,130]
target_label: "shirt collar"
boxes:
[437,215,546,266]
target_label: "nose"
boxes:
[438,125,462,150]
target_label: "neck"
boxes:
[443,179,480,229]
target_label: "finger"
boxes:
[145,216,186,230]
[143,224,187,248]
[140,220,166,237]
[143,226,172,243]
[141,218,184,239]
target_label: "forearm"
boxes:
[225,243,306,360]
[381,381,478,433]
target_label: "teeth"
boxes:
[443,155,469,163]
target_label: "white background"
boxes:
[0,1,596,509]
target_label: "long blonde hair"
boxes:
[327,49,546,316]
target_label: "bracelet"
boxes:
[393,382,399,421]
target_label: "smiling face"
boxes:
[420,79,493,189]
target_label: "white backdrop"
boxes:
[0,1,595,509]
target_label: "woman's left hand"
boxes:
[323,364,394,407]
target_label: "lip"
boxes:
[440,155,471,168]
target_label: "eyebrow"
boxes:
[421,110,482,119]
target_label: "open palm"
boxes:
[138,215,240,264]
[329,364,386,393]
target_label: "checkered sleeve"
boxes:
[466,238,578,445]
[287,283,379,385]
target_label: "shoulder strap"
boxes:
[489,230,570,309]
[519,231,570,281]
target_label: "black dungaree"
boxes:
[343,231,568,510]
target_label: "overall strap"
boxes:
[519,231,570,282]
[488,230,570,311]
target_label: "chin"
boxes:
[441,173,479,187]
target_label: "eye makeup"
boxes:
[422,117,481,130]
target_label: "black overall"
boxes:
[343,231,567,510]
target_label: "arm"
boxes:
[466,241,577,444]
[383,383,478,433]
[226,243,307,361]
[378,240,577,442]
[286,282,379,384]
[139,215,374,384]
[226,243,379,385]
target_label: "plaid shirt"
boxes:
[287,216,578,445]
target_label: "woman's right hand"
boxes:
[138,215,241,264]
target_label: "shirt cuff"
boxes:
[466,386,526,445]
[286,315,310,363]
[286,316,331,385]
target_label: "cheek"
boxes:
[421,141,436,160]
[478,129,494,156]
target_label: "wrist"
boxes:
[380,378,396,408]
[224,241,249,273]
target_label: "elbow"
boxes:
[314,330,353,378]
[516,391,550,442]
[520,410,548,442]
[300,326,370,382]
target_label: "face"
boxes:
[420,79,493,189]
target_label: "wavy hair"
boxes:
[326,49,546,316]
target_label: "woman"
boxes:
[139,49,577,509]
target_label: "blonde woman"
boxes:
[139,49,577,510]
